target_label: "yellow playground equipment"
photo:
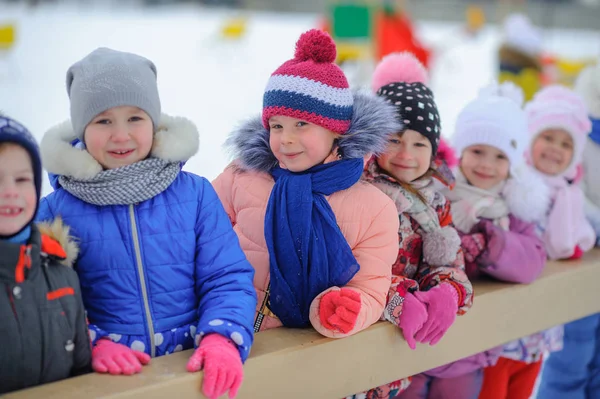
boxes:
[0,23,16,51]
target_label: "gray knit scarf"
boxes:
[59,158,180,206]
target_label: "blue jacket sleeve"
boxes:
[36,196,56,223]
[193,178,257,362]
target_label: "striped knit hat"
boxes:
[262,29,353,134]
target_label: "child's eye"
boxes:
[543,135,553,142]
[562,142,573,150]
[497,154,507,160]
[95,119,111,125]
[414,142,427,148]
[296,121,308,128]
[389,139,401,145]
[16,177,32,183]
[471,149,482,155]
[129,116,144,122]
[270,124,282,130]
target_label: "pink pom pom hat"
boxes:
[262,29,353,134]
[371,52,442,155]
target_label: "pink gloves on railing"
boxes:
[319,288,362,334]
[91,339,151,375]
[413,284,459,346]
[187,333,244,399]
[397,292,428,350]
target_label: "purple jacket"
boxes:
[424,215,546,378]
[464,215,546,284]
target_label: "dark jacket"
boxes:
[0,220,91,394]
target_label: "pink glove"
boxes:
[569,245,584,260]
[319,288,362,334]
[91,338,151,375]
[414,284,459,346]
[187,333,243,399]
[397,292,428,350]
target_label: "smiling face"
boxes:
[376,129,432,183]
[268,115,338,172]
[531,128,574,176]
[460,144,510,190]
[83,106,154,170]
[0,144,37,237]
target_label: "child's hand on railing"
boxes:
[187,333,243,399]
[91,338,151,375]
[319,288,362,334]
[396,292,428,350]
[414,284,459,346]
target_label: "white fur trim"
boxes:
[422,226,461,266]
[151,114,199,162]
[502,164,550,224]
[40,113,199,179]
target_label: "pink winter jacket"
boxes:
[540,175,596,260]
[213,164,399,337]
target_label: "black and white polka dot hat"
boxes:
[372,52,442,155]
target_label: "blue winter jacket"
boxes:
[37,115,257,361]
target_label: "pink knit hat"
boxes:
[525,85,592,177]
[262,29,353,134]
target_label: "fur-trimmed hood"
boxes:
[40,113,200,179]
[36,218,79,267]
[225,90,402,173]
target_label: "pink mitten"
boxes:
[319,288,362,334]
[91,338,151,375]
[414,284,459,346]
[397,292,428,350]
[187,334,243,399]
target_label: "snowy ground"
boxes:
[0,2,598,199]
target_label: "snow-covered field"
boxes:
[0,2,598,197]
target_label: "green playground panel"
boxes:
[329,3,373,40]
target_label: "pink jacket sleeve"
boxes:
[544,184,596,260]
[211,164,237,225]
[476,216,547,284]
[309,199,399,338]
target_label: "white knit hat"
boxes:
[503,13,543,56]
[452,81,528,169]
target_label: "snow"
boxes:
[0,3,598,197]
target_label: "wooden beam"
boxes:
[8,250,600,399]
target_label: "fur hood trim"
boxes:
[37,218,79,267]
[40,113,199,179]
[225,90,402,172]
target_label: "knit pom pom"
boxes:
[371,52,428,92]
[478,81,524,106]
[294,29,337,63]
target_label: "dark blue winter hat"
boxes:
[0,114,42,202]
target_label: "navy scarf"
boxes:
[589,117,600,146]
[265,158,363,327]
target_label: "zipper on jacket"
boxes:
[129,204,156,358]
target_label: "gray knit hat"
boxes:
[66,47,161,137]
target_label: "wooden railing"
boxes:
[7,250,600,399]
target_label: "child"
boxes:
[536,81,600,398]
[0,115,91,394]
[212,29,402,338]
[439,82,550,399]
[359,52,474,399]
[498,13,543,102]
[37,48,256,399]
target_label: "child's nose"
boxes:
[0,181,18,198]
[281,129,294,144]
[110,125,130,142]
